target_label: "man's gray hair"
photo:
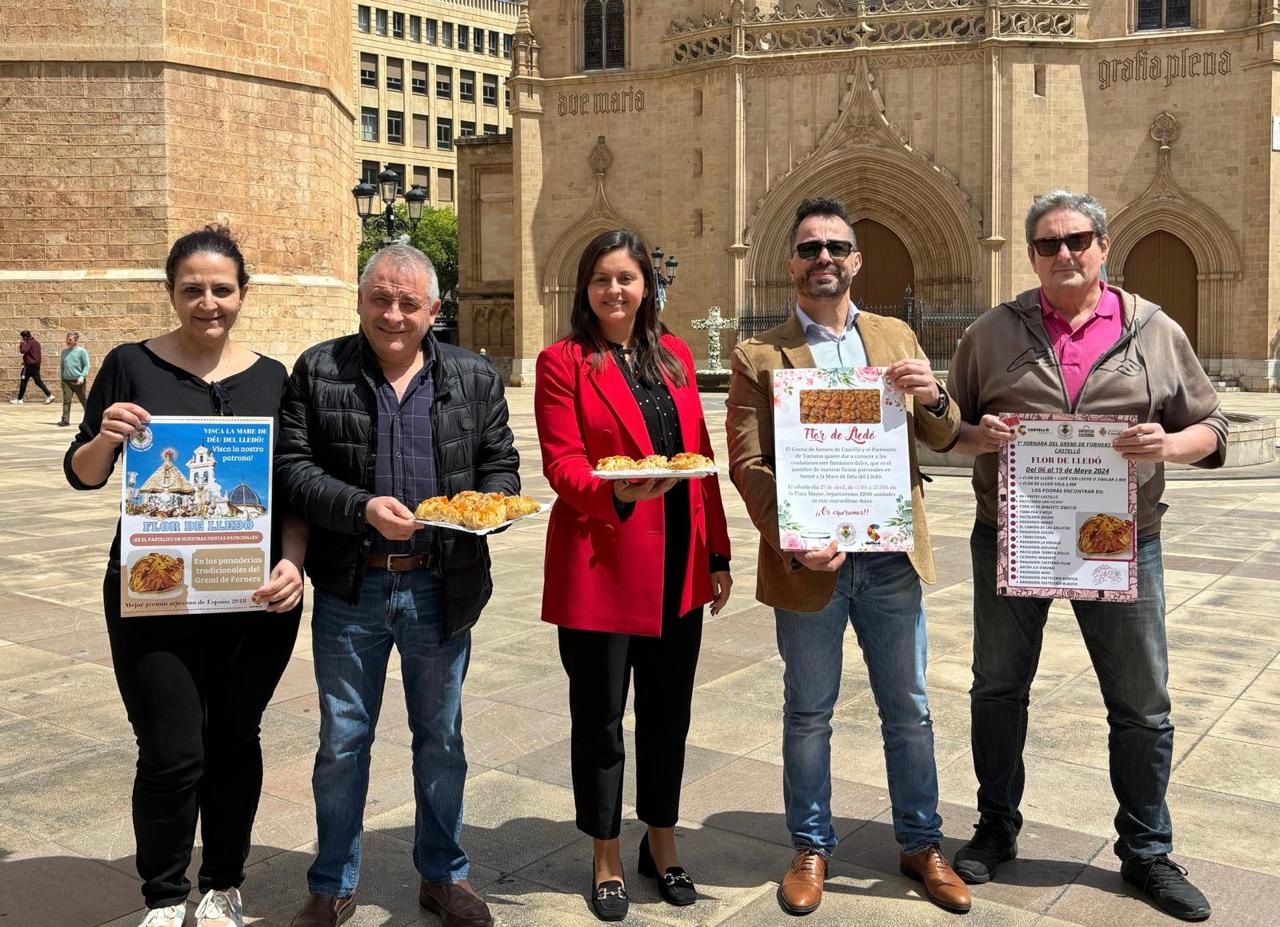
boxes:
[66,331,80,342]
[359,242,440,303]
[1025,190,1108,244]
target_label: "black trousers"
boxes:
[16,363,50,398]
[558,606,703,840]
[104,571,300,907]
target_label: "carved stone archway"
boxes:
[540,135,639,341]
[1108,112,1242,369]
[744,59,982,314]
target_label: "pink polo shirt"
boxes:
[1039,283,1123,407]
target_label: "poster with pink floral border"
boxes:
[996,412,1138,601]
[772,367,914,552]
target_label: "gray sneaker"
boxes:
[952,818,1018,884]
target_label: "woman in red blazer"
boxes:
[535,229,732,921]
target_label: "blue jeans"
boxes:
[775,553,943,855]
[968,521,1173,860]
[307,568,472,896]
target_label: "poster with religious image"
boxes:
[119,416,274,616]
[997,412,1138,601]
[772,367,914,553]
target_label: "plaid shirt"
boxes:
[369,349,438,557]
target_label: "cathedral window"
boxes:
[583,0,625,71]
[1136,0,1191,30]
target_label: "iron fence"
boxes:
[737,286,986,368]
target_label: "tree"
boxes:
[357,203,459,319]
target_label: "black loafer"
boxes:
[638,832,697,906]
[589,876,628,922]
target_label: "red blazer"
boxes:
[535,334,731,637]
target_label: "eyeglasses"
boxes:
[210,381,234,416]
[794,239,855,261]
[1031,231,1096,257]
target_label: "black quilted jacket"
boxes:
[276,331,519,638]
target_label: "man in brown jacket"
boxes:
[947,190,1225,922]
[726,197,969,916]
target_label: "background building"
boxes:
[354,0,520,209]
[460,1,1280,391]
[0,0,360,397]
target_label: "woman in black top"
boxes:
[64,227,306,927]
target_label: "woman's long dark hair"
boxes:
[569,229,686,387]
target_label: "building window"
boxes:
[360,53,378,87]
[426,19,438,44]
[386,163,405,194]
[413,114,429,147]
[584,0,625,70]
[458,25,469,52]
[503,33,512,59]
[460,120,476,138]
[409,15,420,42]
[482,74,498,106]
[387,110,403,144]
[411,61,428,94]
[1136,0,1191,29]
[436,118,453,150]
[386,58,403,92]
[460,70,475,102]
[375,8,387,35]
[473,28,484,54]
[392,11,404,39]
[357,5,371,32]
[483,123,498,136]
[438,168,454,203]
[412,166,429,196]
[361,160,380,185]
[489,31,499,56]
[443,22,453,48]
[361,107,379,142]
[505,85,510,109]
[1033,63,1046,97]
[436,66,452,98]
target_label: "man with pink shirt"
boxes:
[945,191,1226,922]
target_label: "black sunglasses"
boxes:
[1031,231,1096,257]
[210,381,234,416]
[794,239,855,260]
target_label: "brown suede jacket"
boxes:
[726,311,960,613]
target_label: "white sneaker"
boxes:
[7,399,22,404]
[138,903,186,927]
[194,888,243,927]
[44,394,55,403]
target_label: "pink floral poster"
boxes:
[996,413,1138,601]
[772,367,914,552]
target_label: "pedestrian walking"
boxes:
[58,331,90,426]
[11,329,55,403]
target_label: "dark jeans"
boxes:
[60,378,87,423]
[558,606,703,839]
[17,363,50,398]
[105,572,300,907]
[968,521,1173,860]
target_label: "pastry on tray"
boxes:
[596,455,637,471]
[502,495,542,519]
[414,496,457,522]
[668,452,714,470]
[415,491,541,528]
[635,454,670,470]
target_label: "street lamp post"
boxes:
[650,246,679,312]
[353,165,428,248]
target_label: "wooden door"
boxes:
[851,219,914,310]
[1121,230,1198,351]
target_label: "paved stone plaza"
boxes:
[2,389,1279,927]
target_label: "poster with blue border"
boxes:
[119,416,273,616]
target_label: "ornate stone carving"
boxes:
[1150,110,1179,148]
[691,306,738,373]
[589,135,613,178]
[510,3,541,80]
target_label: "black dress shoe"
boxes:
[637,832,697,906]
[589,874,628,922]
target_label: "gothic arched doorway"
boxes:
[1120,230,1198,350]
[852,219,914,309]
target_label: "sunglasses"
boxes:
[1031,231,1096,257]
[210,381,234,416]
[794,239,855,260]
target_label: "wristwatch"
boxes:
[923,391,950,416]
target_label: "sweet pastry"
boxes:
[457,497,506,529]
[596,455,638,471]
[502,495,542,519]
[1077,513,1133,554]
[635,454,670,470]
[414,496,456,523]
[668,452,714,470]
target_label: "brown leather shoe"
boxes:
[419,878,494,927]
[900,844,973,913]
[289,892,356,927]
[778,848,827,915]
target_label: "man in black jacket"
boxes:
[278,243,518,927]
